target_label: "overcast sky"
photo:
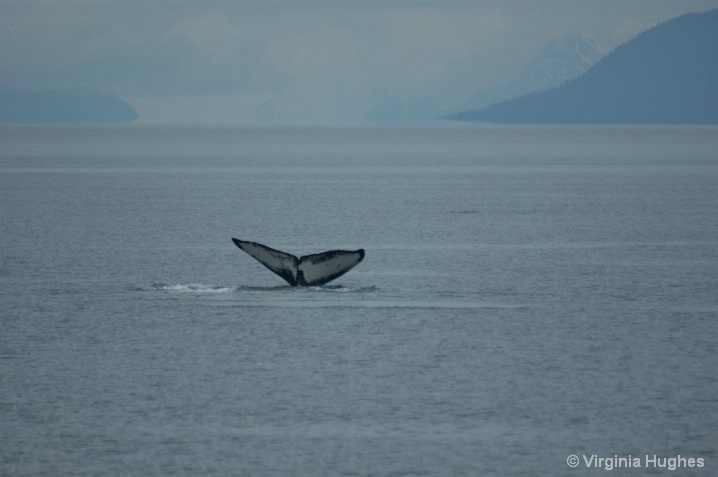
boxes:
[2,0,716,124]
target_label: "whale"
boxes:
[231,238,365,287]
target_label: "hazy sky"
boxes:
[2,0,716,124]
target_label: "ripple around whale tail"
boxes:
[141,283,237,293]
[237,284,377,293]
[138,283,376,294]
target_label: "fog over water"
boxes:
[2,1,716,124]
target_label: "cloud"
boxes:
[2,0,716,123]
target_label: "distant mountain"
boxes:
[447,9,718,124]
[520,34,605,94]
[463,33,604,112]
[0,86,138,124]
[363,33,604,124]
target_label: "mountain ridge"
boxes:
[447,9,718,124]
[0,86,138,124]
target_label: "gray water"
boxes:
[1,125,717,476]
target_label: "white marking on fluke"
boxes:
[231,238,365,287]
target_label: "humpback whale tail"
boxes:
[231,238,365,287]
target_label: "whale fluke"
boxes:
[231,238,365,287]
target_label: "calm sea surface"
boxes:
[1,125,717,476]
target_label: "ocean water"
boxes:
[1,125,716,476]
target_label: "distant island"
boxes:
[446,9,718,124]
[0,86,138,124]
